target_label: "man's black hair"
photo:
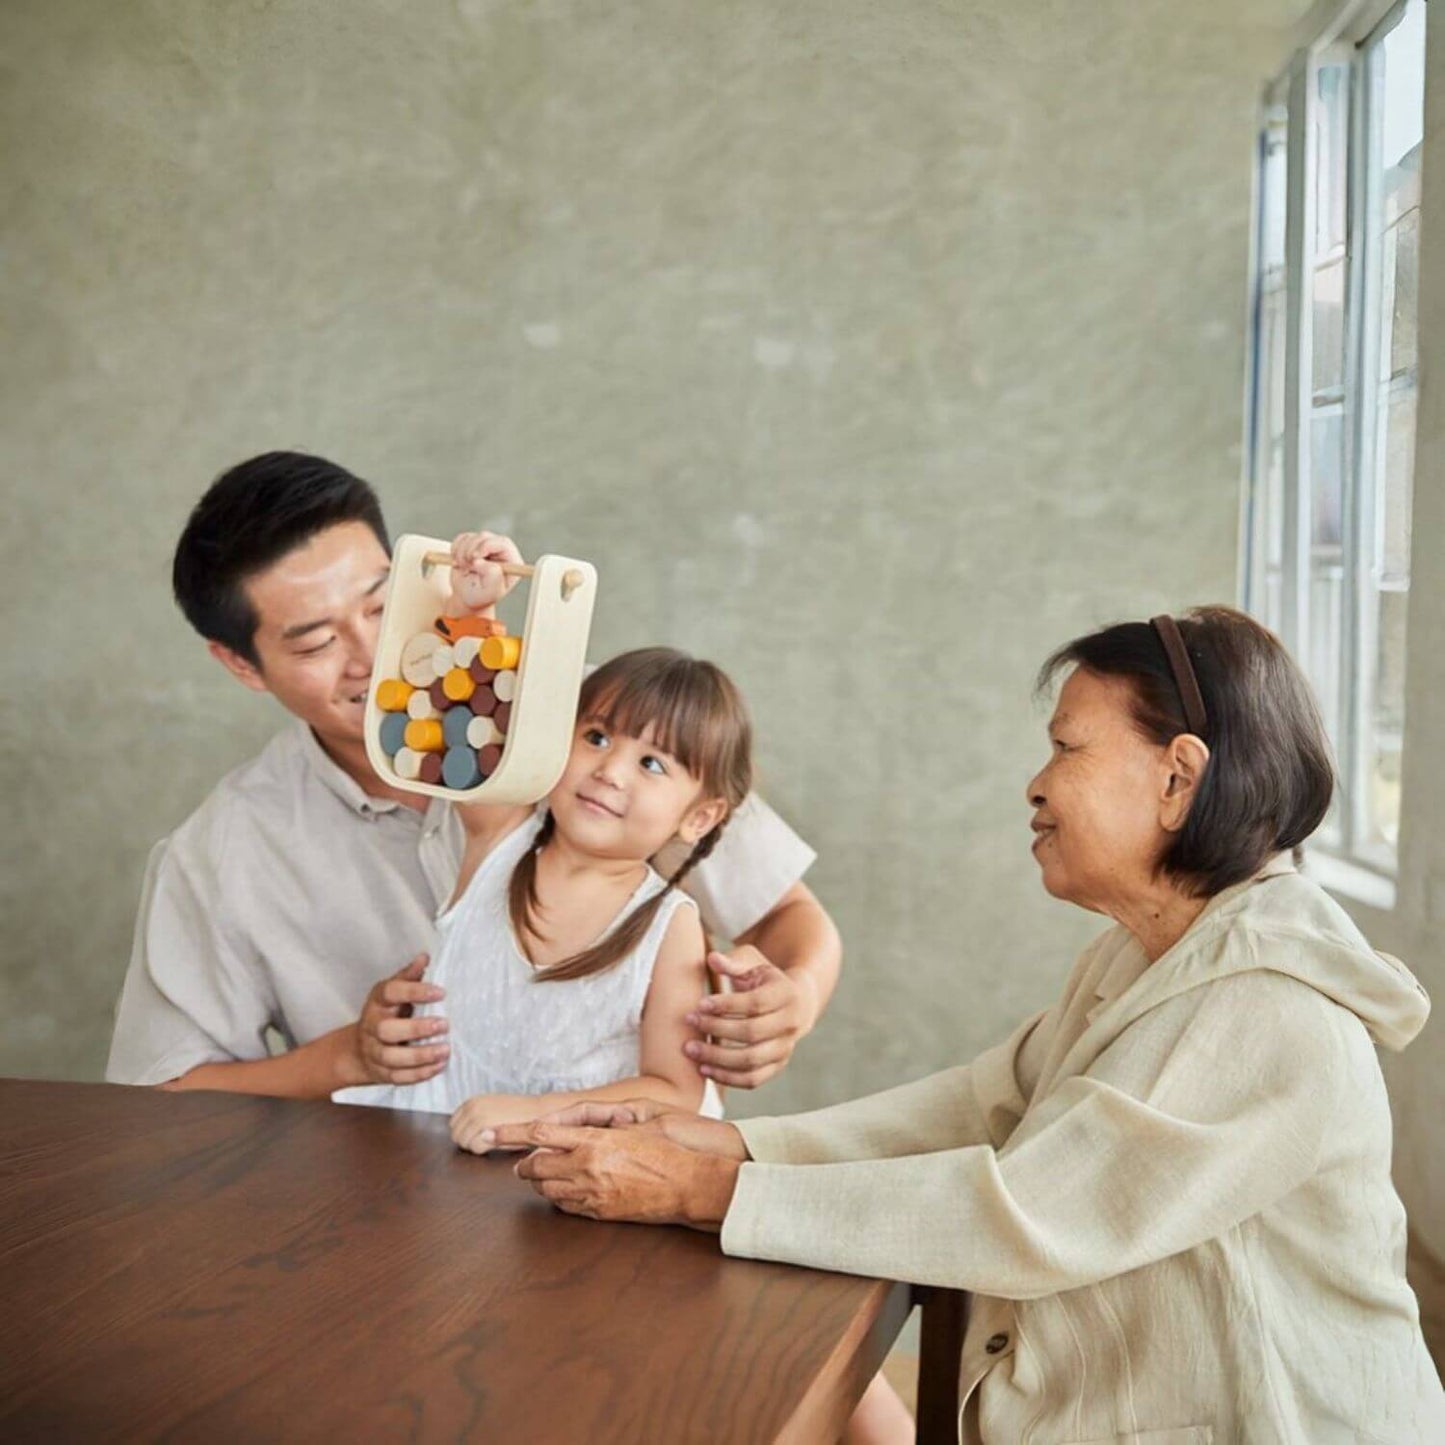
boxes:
[172,451,390,667]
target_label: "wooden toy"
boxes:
[442,746,481,789]
[442,667,475,703]
[404,717,445,753]
[467,715,503,749]
[379,713,409,756]
[375,679,414,712]
[443,707,474,750]
[400,633,442,688]
[364,536,596,804]
[480,635,523,672]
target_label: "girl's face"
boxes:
[548,716,727,864]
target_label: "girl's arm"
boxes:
[447,802,534,909]
[450,904,709,1151]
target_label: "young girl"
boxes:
[335,646,753,1144]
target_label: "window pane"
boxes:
[1358,0,1426,857]
[1312,256,1347,395]
[1313,65,1350,256]
[1310,410,1344,549]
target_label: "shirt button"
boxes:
[985,1332,1009,1355]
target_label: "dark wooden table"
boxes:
[0,1080,965,1443]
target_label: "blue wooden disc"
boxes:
[379,712,409,756]
[442,746,481,790]
[443,707,473,749]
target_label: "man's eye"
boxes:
[299,638,335,657]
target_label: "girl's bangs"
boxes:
[580,666,715,778]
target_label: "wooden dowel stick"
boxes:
[421,550,535,579]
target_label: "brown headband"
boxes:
[1150,615,1208,738]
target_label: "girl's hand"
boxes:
[492,1099,750,1161]
[450,530,524,593]
[506,1123,742,1230]
[450,1093,539,1154]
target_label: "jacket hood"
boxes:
[1113,863,1430,1053]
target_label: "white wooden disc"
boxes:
[493,669,517,703]
[400,631,443,687]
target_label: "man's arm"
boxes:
[161,955,451,1098]
[685,881,842,1089]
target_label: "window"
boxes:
[1243,0,1425,880]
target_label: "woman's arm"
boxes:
[721,973,1346,1293]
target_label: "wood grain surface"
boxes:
[0,1080,914,1443]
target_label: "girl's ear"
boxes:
[678,795,728,845]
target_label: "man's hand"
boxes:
[341,954,451,1088]
[682,946,818,1089]
[502,1123,741,1230]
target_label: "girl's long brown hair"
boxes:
[510,648,754,982]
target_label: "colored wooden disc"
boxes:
[443,667,476,703]
[477,743,504,777]
[379,713,409,756]
[492,669,517,703]
[479,634,522,671]
[375,678,414,712]
[468,685,497,716]
[407,690,439,721]
[442,746,481,790]
[401,632,443,688]
[419,752,444,785]
[404,718,445,753]
[466,715,502,749]
[444,707,474,749]
[393,747,424,781]
[468,658,496,686]
[453,636,482,669]
[427,679,451,711]
[493,702,512,734]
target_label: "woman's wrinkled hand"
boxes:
[490,1098,750,1160]
[494,1122,741,1230]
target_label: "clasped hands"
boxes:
[477,1100,749,1232]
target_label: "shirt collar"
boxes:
[294,720,403,818]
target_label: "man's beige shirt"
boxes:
[726,864,1445,1443]
[106,721,815,1085]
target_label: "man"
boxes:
[107,452,840,1097]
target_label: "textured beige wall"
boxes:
[2,2,1302,1117]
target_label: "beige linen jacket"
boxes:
[723,864,1445,1443]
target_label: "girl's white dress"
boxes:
[335,815,698,1115]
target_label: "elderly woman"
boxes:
[480,607,1445,1442]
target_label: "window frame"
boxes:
[1241,0,1423,894]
